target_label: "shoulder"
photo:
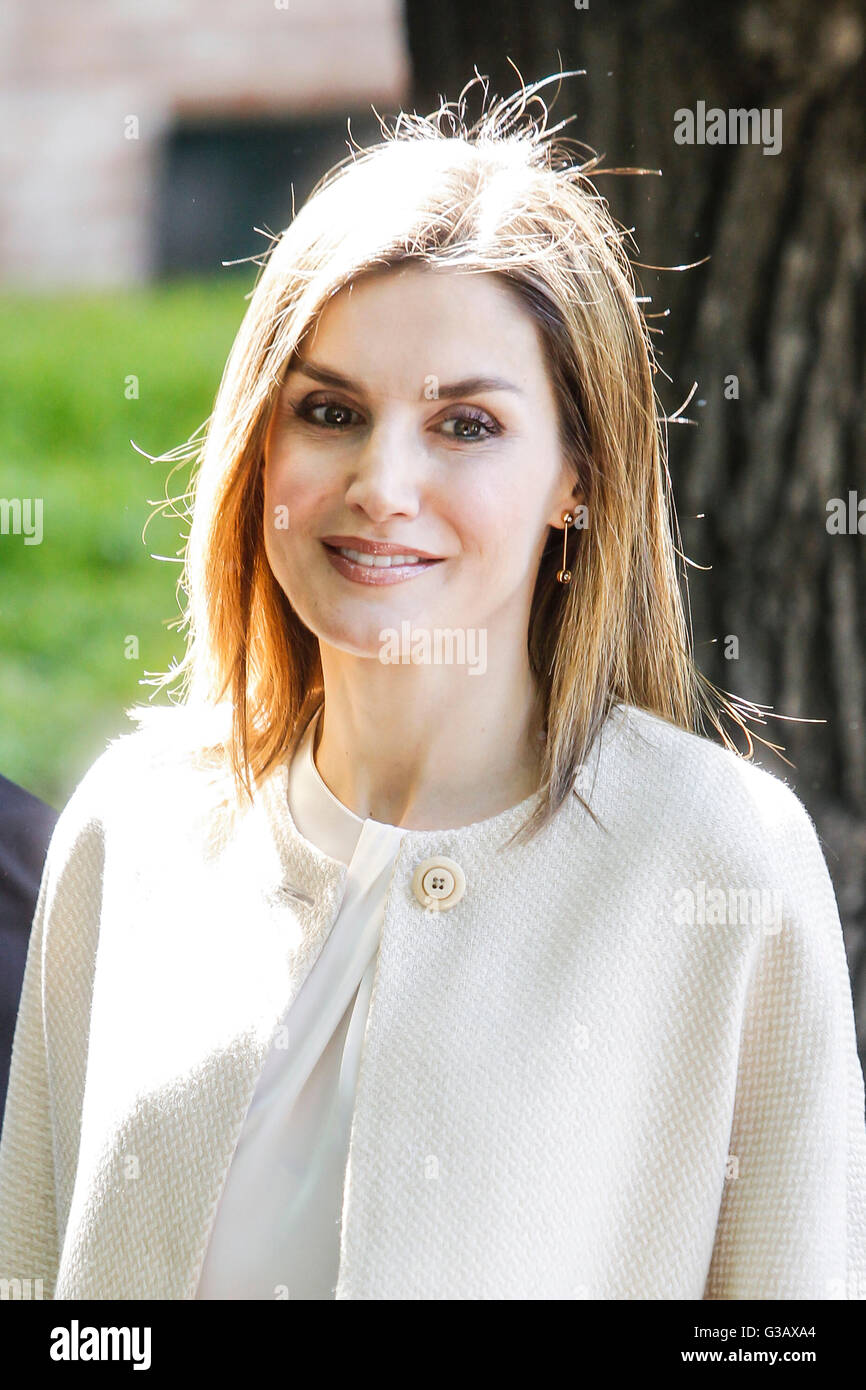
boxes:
[597,702,828,881]
[23,706,239,981]
[45,702,235,867]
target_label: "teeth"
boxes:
[337,547,423,567]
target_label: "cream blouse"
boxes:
[195,705,406,1299]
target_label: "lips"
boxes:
[320,540,445,586]
[319,535,444,560]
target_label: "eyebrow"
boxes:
[285,359,525,399]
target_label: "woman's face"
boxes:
[263,263,578,660]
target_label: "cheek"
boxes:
[262,444,330,544]
[470,489,542,575]
[444,474,505,560]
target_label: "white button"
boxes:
[411,856,466,911]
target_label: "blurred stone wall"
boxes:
[0,0,409,287]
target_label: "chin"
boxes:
[302,605,393,655]
[317,629,397,661]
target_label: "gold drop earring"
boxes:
[557,511,574,585]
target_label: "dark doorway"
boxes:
[152,111,385,277]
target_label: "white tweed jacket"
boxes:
[1,701,865,1301]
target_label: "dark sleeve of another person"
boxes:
[0,774,58,1133]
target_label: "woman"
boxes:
[1,74,865,1301]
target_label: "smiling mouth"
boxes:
[323,543,438,568]
[321,541,445,584]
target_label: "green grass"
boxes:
[0,273,254,807]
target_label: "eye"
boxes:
[286,395,501,441]
[438,408,501,441]
[297,398,361,430]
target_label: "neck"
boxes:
[311,651,546,831]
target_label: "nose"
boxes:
[342,415,422,524]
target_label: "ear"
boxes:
[547,479,585,531]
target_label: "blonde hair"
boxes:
[132,69,769,846]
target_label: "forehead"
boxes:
[297,263,550,398]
